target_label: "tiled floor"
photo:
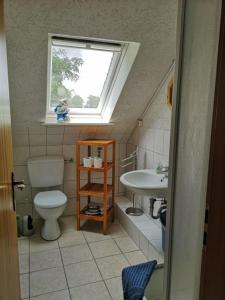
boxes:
[18,216,150,300]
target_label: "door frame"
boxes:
[163,0,186,298]
[0,0,21,299]
[164,1,224,299]
[199,2,225,299]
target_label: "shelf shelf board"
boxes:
[79,162,113,172]
[79,206,113,221]
[79,183,113,197]
[77,139,115,146]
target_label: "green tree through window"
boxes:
[51,48,84,107]
[85,95,100,108]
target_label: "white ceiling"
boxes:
[5,0,178,142]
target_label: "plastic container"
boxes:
[94,157,103,168]
[89,157,94,166]
[83,157,92,167]
[159,208,166,252]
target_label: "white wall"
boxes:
[5,0,177,219]
[168,0,221,299]
[14,134,126,219]
[126,67,173,214]
[5,0,177,142]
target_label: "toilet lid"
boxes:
[34,191,67,208]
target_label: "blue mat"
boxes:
[122,260,157,300]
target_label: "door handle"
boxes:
[13,180,26,191]
[11,173,26,211]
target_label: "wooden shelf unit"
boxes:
[76,139,116,234]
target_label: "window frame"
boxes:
[46,34,140,124]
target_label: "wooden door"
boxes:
[0,0,21,299]
[199,3,225,300]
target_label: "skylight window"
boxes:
[46,35,140,124]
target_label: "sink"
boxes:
[120,169,168,198]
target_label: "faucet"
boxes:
[156,165,169,174]
[161,174,168,182]
[156,165,169,182]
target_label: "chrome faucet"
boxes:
[156,165,169,182]
[161,173,168,182]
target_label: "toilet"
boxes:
[27,156,67,240]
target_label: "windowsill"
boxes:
[42,115,115,126]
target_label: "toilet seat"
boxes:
[34,191,67,209]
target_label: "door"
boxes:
[0,0,21,299]
[200,3,225,300]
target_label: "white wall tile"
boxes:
[139,233,149,258]
[8,0,178,218]
[46,134,63,146]
[29,125,46,135]
[13,146,30,166]
[119,143,126,160]
[63,145,75,161]
[148,242,160,261]
[14,166,29,184]
[163,130,170,156]
[63,197,76,216]
[64,126,80,136]
[64,163,76,181]
[63,181,76,198]
[46,145,63,155]
[63,134,78,145]
[12,133,29,146]
[146,151,154,169]
[29,146,46,157]
[127,70,173,215]
[47,126,64,135]
[29,134,46,146]
[13,128,125,218]
[15,185,32,203]
[12,124,28,135]
[16,202,33,217]
[154,130,164,154]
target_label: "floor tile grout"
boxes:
[27,265,64,275]
[82,231,113,299]
[69,279,106,291]
[57,239,73,300]
[28,288,69,300]
[26,242,139,274]
[19,217,152,300]
[59,241,87,249]
[102,279,114,300]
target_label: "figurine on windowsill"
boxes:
[54,99,70,122]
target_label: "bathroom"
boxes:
[0,0,222,300]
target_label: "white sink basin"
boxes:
[120,169,168,197]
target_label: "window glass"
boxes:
[50,45,114,110]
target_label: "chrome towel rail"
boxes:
[120,146,138,168]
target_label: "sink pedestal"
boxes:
[126,206,143,216]
[125,194,143,216]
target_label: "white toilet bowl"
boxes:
[34,190,67,240]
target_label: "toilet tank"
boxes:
[27,156,64,188]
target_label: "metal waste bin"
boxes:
[159,208,166,252]
[22,215,34,236]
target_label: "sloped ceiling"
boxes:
[5,0,177,142]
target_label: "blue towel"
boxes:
[122,260,157,300]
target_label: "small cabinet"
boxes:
[76,139,116,234]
